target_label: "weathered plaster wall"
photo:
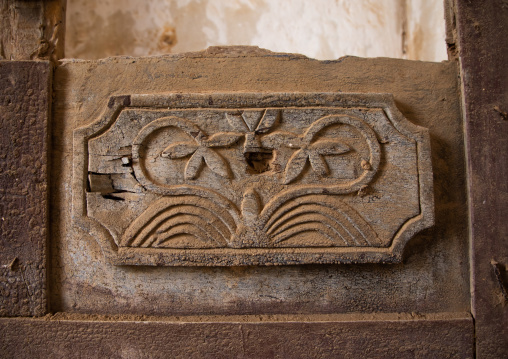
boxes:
[65,0,447,61]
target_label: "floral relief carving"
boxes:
[226,109,280,136]
[158,111,368,185]
[159,110,281,180]
[262,115,353,184]
[161,131,243,180]
[76,92,434,266]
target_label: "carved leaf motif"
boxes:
[255,109,280,134]
[185,149,205,180]
[310,140,350,155]
[226,112,250,132]
[284,149,309,184]
[242,111,263,131]
[202,148,231,178]
[309,152,329,176]
[161,142,198,159]
[203,132,243,147]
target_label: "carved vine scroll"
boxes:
[72,93,434,266]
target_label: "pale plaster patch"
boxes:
[65,0,447,61]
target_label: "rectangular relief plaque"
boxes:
[73,93,433,266]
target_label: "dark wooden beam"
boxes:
[0,61,51,316]
[0,314,473,358]
[453,0,508,357]
[0,0,66,62]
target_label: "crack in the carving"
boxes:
[101,193,126,201]
[88,171,144,194]
[130,171,147,191]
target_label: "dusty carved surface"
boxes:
[0,61,50,316]
[74,93,433,266]
[52,48,468,316]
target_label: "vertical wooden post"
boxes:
[0,0,60,316]
[0,0,66,61]
[0,61,51,316]
[453,0,508,357]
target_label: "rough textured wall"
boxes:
[65,0,447,61]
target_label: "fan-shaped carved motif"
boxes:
[121,195,239,248]
[262,195,381,247]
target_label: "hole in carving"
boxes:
[244,150,273,173]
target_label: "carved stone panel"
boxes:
[73,92,433,266]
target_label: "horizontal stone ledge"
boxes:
[1,312,473,358]
[16,311,471,323]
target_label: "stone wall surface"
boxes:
[51,47,469,316]
[65,0,447,61]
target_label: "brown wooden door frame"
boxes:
[451,0,508,357]
[0,1,506,357]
